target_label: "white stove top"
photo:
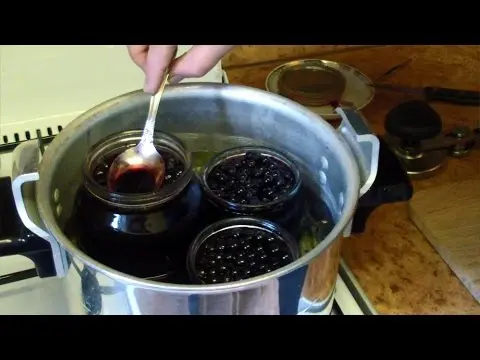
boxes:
[0,45,373,315]
[0,256,69,315]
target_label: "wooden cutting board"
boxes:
[409,179,480,303]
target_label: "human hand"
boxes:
[127,45,235,93]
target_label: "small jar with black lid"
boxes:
[66,130,206,283]
[187,217,300,284]
[199,145,304,236]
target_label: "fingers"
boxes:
[128,45,177,93]
[169,45,234,84]
[127,45,149,69]
[127,45,235,91]
[143,45,178,93]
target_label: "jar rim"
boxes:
[199,145,302,213]
[186,217,300,284]
[83,130,193,210]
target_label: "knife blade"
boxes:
[371,84,480,106]
[375,58,412,83]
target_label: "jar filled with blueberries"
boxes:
[187,217,300,284]
[64,130,206,283]
[199,146,304,235]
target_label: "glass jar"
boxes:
[186,217,300,284]
[65,130,206,283]
[198,145,304,237]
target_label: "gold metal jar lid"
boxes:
[266,59,375,121]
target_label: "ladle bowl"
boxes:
[106,140,166,192]
[107,74,169,192]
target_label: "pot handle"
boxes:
[11,140,68,278]
[336,107,380,197]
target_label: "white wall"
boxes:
[0,45,224,138]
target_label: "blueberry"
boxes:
[276,178,285,187]
[238,175,248,184]
[253,168,264,177]
[206,150,296,206]
[226,167,236,175]
[194,227,294,284]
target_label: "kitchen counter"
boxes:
[224,45,480,315]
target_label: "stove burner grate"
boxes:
[0,126,63,155]
[0,269,38,286]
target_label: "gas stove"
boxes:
[0,46,383,315]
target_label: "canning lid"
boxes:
[267,60,346,107]
[83,130,193,210]
[266,59,375,120]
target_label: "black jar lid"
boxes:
[199,145,302,214]
[83,130,193,210]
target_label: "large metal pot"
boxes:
[9,83,379,315]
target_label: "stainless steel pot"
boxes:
[10,83,379,315]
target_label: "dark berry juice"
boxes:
[113,169,156,193]
[94,150,185,193]
[187,218,299,284]
[64,132,206,283]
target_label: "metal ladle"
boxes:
[107,74,170,192]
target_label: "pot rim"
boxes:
[36,82,361,295]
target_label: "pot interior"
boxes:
[38,83,359,281]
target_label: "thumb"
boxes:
[127,45,149,69]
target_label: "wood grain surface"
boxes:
[409,179,480,304]
[222,45,377,69]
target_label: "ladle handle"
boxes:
[141,73,170,144]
